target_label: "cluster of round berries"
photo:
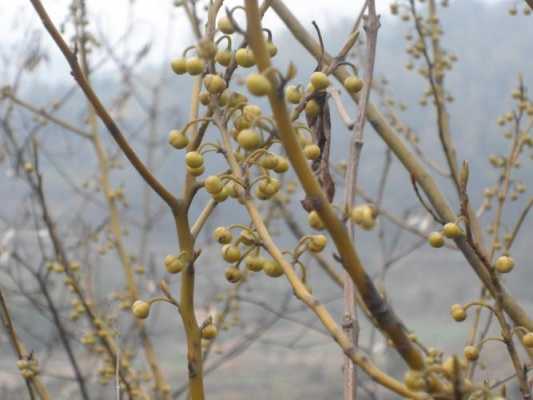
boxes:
[213,226,284,282]
[284,71,363,120]
[428,222,463,248]
[17,358,40,379]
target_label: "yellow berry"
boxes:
[450,304,467,322]
[522,332,533,348]
[258,178,280,197]
[350,204,375,228]
[344,76,363,93]
[310,71,330,90]
[199,92,210,106]
[463,346,479,361]
[245,256,264,272]
[164,255,185,274]
[303,144,321,160]
[185,57,205,75]
[443,222,462,238]
[495,255,514,273]
[235,48,255,68]
[23,162,34,173]
[213,227,232,244]
[187,164,205,176]
[168,129,189,149]
[286,85,302,104]
[201,324,218,339]
[305,99,320,118]
[204,175,223,194]
[131,300,150,319]
[246,73,272,97]
[204,74,227,94]
[267,41,278,57]
[212,186,229,203]
[185,151,204,168]
[170,58,187,75]
[215,49,232,67]
[217,16,235,34]
[273,157,289,173]
[308,235,327,252]
[428,231,445,248]
[237,129,261,150]
[243,104,262,120]
[224,266,242,283]
[308,211,324,230]
[221,244,241,263]
[263,259,284,278]
[234,116,252,131]
[261,154,279,169]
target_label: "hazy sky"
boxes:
[1,0,509,84]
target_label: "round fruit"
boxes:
[204,74,227,94]
[308,211,324,230]
[234,116,252,131]
[267,41,278,57]
[463,346,479,361]
[245,256,264,272]
[187,165,205,176]
[204,175,224,194]
[261,154,279,169]
[170,58,187,75]
[212,187,229,203]
[305,99,320,118]
[495,255,514,273]
[522,332,533,348]
[450,304,467,322]
[131,300,150,319]
[213,227,232,244]
[237,129,261,150]
[258,178,280,197]
[239,230,255,245]
[286,85,302,104]
[428,231,445,248]
[164,255,185,274]
[273,157,289,173]
[201,324,218,339]
[246,73,272,97]
[168,129,189,149]
[217,16,235,34]
[344,76,363,93]
[235,48,255,68]
[263,259,284,277]
[225,266,242,283]
[310,71,330,90]
[443,222,462,238]
[185,151,204,168]
[199,92,211,106]
[221,245,241,263]
[308,235,327,252]
[215,50,232,67]
[185,57,205,75]
[303,144,321,160]
[243,104,262,120]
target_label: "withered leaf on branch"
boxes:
[301,91,335,212]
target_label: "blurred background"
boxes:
[1,0,532,398]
